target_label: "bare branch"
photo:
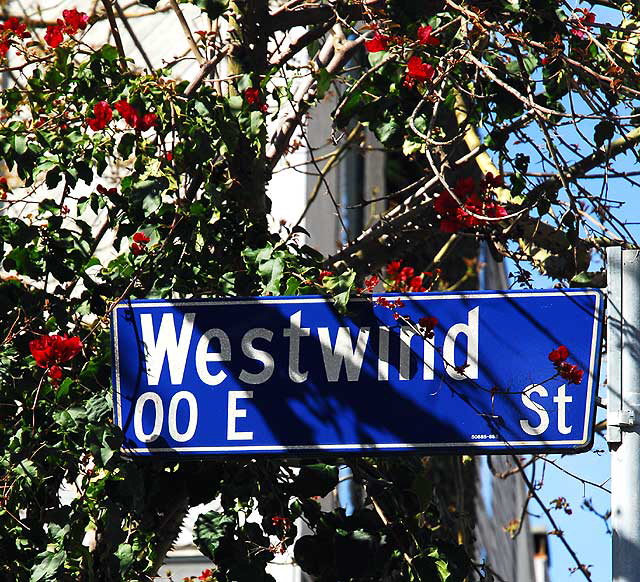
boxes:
[168,0,205,64]
[100,0,128,71]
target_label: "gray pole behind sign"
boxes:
[608,248,640,582]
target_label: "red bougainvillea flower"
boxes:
[454,176,475,197]
[4,17,29,38]
[365,31,390,52]
[114,100,157,131]
[131,231,150,255]
[272,516,292,529]
[434,175,507,233]
[363,275,379,292]
[133,231,150,244]
[548,345,569,364]
[398,266,415,281]
[419,315,438,338]
[318,269,333,283]
[408,275,425,292]
[405,56,435,85]
[45,22,64,48]
[571,9,595,39]
[140,112,158,131]
[0,17,30,57]
[87,101,113,131]
[48,365,63,381]
[481,171,504,191]
[62,9,89,35]
[244,87,260,104]
[30,334,83,370]
[243,88,268,113]
[198,570,213,581]
[375,297,405,310]
[97,184,117,197]
[387,260,402,276]
[548,345,584,383]
[417,25,439,46]
[558,362,584,384]
[114,99,136,124]
[383,260,428,292]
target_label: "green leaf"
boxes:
[13,134,27,155]
[250,110,264,136]
[332,290,351,314]
[594,120,614,148]
[322,269,356,313]
[194,512,234,560]
[373,117,402,146]
[76,161,93,185]
[571,270,605,287]
[118,133,136,158]
[191,0,228,19]
[260,257,285,294]
[228,95,243,110]
[285,276,300,295]
[334,91,363,128]
[30,550,66,582]
[291,463,338,498]
[316,68,332,100]
[100,44,120,62]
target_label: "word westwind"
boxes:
[111,290,604,457]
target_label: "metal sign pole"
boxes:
[608,248,640,582]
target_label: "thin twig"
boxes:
[114,0,154,71]
[513,455,592,581]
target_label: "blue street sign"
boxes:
[111,289,604,456]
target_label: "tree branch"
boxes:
[268,1,384,32]
[266,34,364,172]
[168,0,205,64]
[100,0,128,71]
